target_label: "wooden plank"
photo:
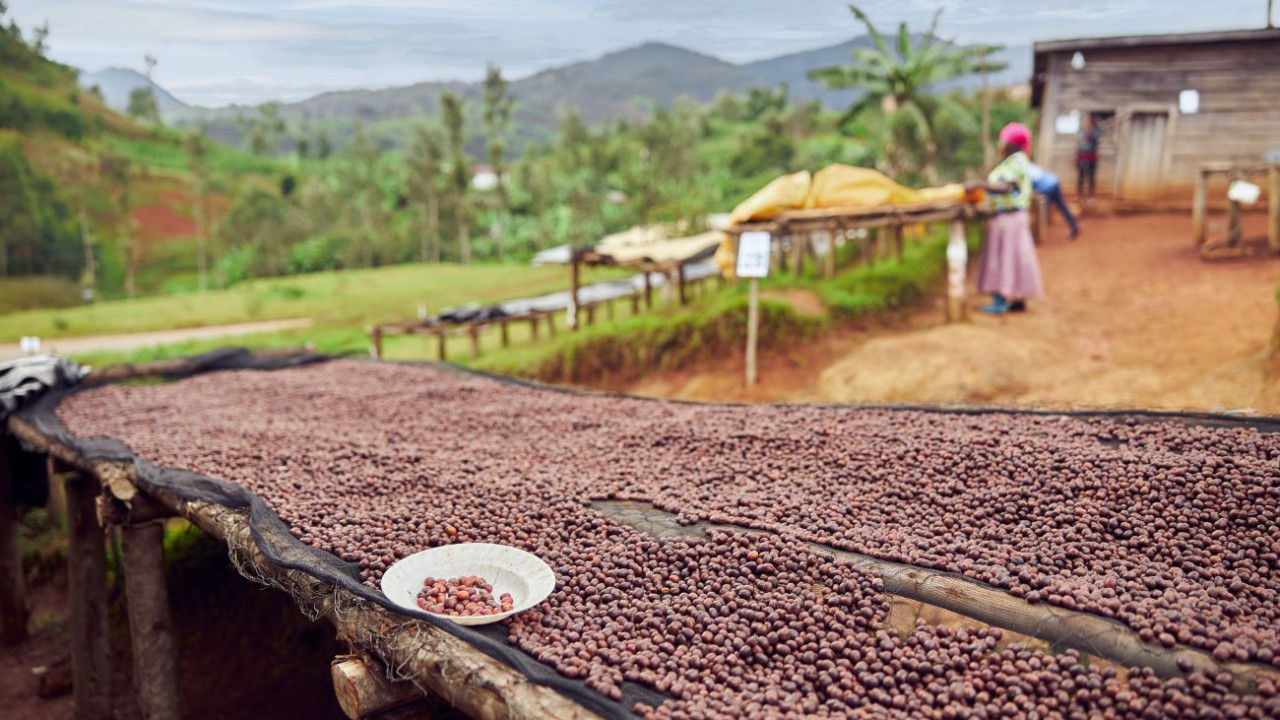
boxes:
[468,326,480,359]
[1270,167,1280,254]
[642,272,652,310]
[437,331,447,363]
[61,462,111,720]
[1193,169,1208,247]
[121,521,181,720]
[0,437,27,645]
[499,320,509,348]
[676,264,687,306]
[568,253,581,331]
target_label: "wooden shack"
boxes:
[1031,28,1280,209]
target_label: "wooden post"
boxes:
[824,229,837,277]
[61,462,111,720]
[371,327,383,360]
[605,298,615,321]
[568,251,580,331]
[630,294,640,315]
[0,439,28,645]
[121,521,181,720]
[1193,168,1207,248]
[946,220,968,323]
[546,313,557,339]
[791,234,805,276]
[585,304,595,326]
[642,270,653,310]
[1034,196,1048,244]
[499,319,509,348]
[436,330,447,362]
[676,264,687,306]
[893,223,904,260]
[332,658,425,720]
[529,316,540,342]
[468,326,480,358]
[746,278,760,387]
[1269,166,1280,254]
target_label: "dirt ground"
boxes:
[628,212,1280,413]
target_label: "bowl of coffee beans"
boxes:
[380,543,555,625]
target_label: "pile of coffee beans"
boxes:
[57,362,1280,718]
[417,575,514,617]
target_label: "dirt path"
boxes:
[0,318,312,362]
[628,213,1280,413]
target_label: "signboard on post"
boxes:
[736,232,772,278]
[735,231,771,387]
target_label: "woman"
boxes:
[968,122,1044,314]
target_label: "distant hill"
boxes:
[167,36,1033,152]
[78,67,187,114]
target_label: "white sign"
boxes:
[1054,111,1080,135]
[1179,89,1200,115]
[736,231,772,278]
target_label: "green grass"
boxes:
[0,262,626,343]
[0,275,81,315]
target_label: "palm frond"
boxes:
[850,5,892,57]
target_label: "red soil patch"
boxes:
[132,205,197,243]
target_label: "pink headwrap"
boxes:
[999,122,1031,152]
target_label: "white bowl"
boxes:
[380,543,556,626]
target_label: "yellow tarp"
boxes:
[717,165,969,277]
[805,165,965,210]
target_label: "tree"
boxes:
[248,102,285,156]
[127,87,160,124]
[184,132,211,291]
[440,90,471,264]
[482,64,514,261]
[406,124,444,263]
[809,5,1003,183]
[100,154,136,297]
[341,126,383,268]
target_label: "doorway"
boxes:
[1116,110,1171,202]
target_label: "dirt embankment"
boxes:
[627,213,1280,413]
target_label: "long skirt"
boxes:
[976,210,1043,300]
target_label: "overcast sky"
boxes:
[8,0,1270,107]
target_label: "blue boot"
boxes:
[981,293,1009,314]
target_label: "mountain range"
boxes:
[80,37,1031,148]
[78,67,188,114]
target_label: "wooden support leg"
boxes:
[1269,166,1280,254]
[630,294,640,315]
[1228,200,1243,248]
[946,220,969,323]
[122,521,181,720]
[825,230,836,277]
[585,304,595,326]
[529,317,539,342]
[606,299,615,321]
[1192,169,1207,248]
[499,320,509,348]
[677,264,687,307]
[893,224,904,261]
[547,313,557,339]
[0,440,28,645]
[468,326,480,358]
[436,331,447,363]
[371,328,383,360]
[61,462,111,720]
[642,272,653,310]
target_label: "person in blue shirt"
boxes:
[1029,163,1079,240]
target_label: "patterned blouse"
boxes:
[988,151,1033,213]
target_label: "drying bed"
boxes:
[51,360,1280,719]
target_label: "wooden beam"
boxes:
[546,313,557,339]
[568,252,581,331]
[437,331,447,363]
[0,437,27,645]
[529,316,539,342]
[629,294,640,315]
[122,521,181,720]
[1193,168,1207,247]
[332,658,425,719]
[371,327,383,360]
[60,461,111,720]
[468,326,480,359]
[642,271,652,310]
[499,319,510,348]
[676,264,687,306]
[1269,166,1280,254]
